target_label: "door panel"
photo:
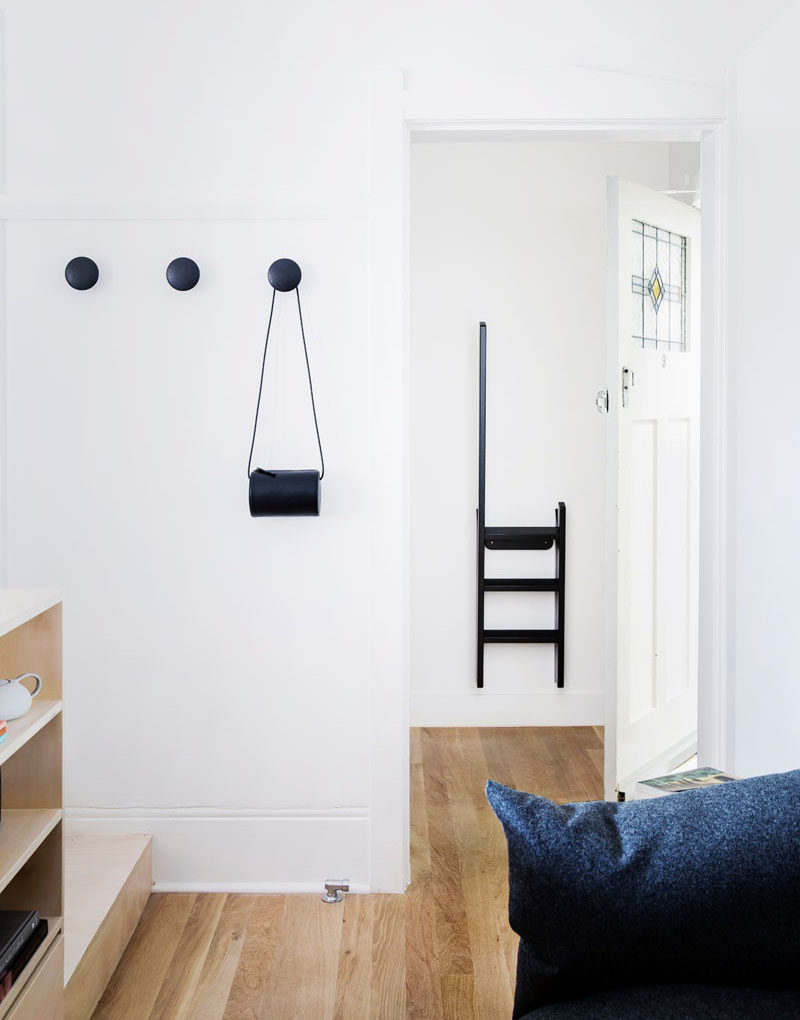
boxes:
[659,417,692,701]
[628,419,657,722]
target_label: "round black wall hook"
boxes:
[268,258,301,292]
[65,256,99,290]
[166,257,200,291]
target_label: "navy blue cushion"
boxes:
[518,984,800,1019]
[486,772,800,1018]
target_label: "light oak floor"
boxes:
[92,726,603,1020]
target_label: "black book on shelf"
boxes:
[9,918,48,978]
[0,919,48,1003]
[0,912,39,977]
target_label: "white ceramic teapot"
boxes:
[0,673,41,720]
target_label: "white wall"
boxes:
[0,0,785,889]
[729,0,800,777]
[410,141,674,726]
[1,0,378,890]
[6,219,372,888]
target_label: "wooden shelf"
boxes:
[0,702,62,770]
[0,918,62,1020]
[0,594,63,1018]
[0,593,61,641]
[0,810,62,897]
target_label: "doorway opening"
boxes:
[408,137,704,857]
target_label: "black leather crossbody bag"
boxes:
[247,273,325,517]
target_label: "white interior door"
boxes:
[606,178,701,798]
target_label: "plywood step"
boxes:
[64,834,152,1020]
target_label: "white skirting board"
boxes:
[65,810,369,892]
[411,691,604,727]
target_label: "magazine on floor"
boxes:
[634,767,738,799]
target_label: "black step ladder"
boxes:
[476,321,566,689]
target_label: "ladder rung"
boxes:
[484,526,558,550]
[484,578,558,592]
[483,629,558,644]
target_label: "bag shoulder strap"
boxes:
[247,285,325,480]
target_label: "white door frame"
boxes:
[366,68,730,891]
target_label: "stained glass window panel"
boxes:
[631,219,687,351]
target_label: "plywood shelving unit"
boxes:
[0,591,63,1019]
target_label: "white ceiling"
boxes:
[375,0,793,89]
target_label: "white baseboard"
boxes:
[410,691,604,727]
[65,807,369,892]
[148,880,371,894]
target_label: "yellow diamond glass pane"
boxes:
[631,218,687,351]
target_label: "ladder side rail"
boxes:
[478,322,487,526]
[555,501,567,687]
[477,508,485,688]
[477,322,487,688]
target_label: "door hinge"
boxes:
[596,389,609,413]
[621,367,634,408]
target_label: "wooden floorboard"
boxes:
[91,726,603,1019]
